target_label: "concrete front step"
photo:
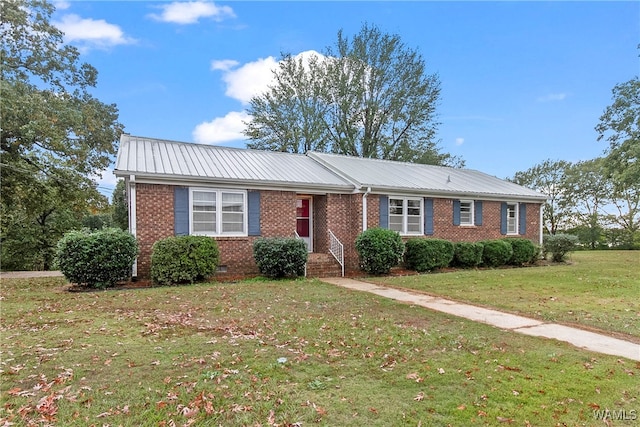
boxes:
[306,253,343,278]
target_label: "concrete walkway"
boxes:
[0,271,64,279]
[320,277,640,362]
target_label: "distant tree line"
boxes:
[511,78,639,249]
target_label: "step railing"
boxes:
[328,229,345,277]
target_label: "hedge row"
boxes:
[355,228,541,274]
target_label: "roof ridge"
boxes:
[122,134,310,159]
[308,150,462,171]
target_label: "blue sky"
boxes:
[50,1,639,199]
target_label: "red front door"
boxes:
[296,197,312,251]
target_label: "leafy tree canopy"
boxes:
[511,159,571,235]
[1,0,123,209]
[1,0,123,269]
[245,23,463,167]
[596,76,640,188]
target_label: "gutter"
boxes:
[362,187,372,231]
[127,174,138,278]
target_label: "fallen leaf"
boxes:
[414,392,424,401]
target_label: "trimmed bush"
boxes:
[150,236,219,286]
[56,228,138,289]
[480,240,513,267]
[503,238,537,265]
[453,242,484,268]
[543,234,579,262]
[253,237,308,278]
[404,238,454,272]
[355,227,404,275]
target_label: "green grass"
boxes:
[1,268,639,426]
[373,251,640,341]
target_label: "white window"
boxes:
[389,197,423,235]
[460,200,474,225]
[190,189,246,236]
[507,203,518,235]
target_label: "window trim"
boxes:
[388,196,423,235]
[459,200,474,226]
[189,188,248,237]
[506,202,519,235]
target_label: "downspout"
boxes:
[539,202,544,247]
[362,187,372,232]
[128,175,138,278]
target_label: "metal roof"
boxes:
[114,135,546,201]
[308,152,547,201]
[114,135,353,191]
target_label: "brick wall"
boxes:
[313,195,328,253]
[367,196,541,244]
[133,184,542,279]
[134,185,301,279]
[326,193,362,272]
[215,190,299,279]
[135,183,175,277]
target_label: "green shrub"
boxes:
[480,240,513,267]
[355,228,404,275]
[253,237,308,278]
[543,234,579,262]
[503,238,537,265]
[150,236,219,285]
[56,228,138,289]
[453,242,484,268]
[404,238,454,272]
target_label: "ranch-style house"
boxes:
[114,134,547,279]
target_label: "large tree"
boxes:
[595,77,640,189]
[594,76,640,248]
[245,23,462,167]
[511,159,572,235]
[1,0,122,269]
[563,159,611,248]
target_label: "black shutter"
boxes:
[379,195,389,229]
[248,191,261,236]
[174,187,189,236]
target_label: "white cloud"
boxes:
[212,50,325,105]
[537,93,567,102]
[149,1,235,24]
[218,56,279,104]
[194,50,327,144]
[53,1,71,11]
[210,59,239,71]
[193,110,250,144]
[54,14,135,49]
[91,167,119,199]
[455,137,464,146]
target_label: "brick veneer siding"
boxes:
[325,193,363,272]
[367,197,541,244]
[134,185,300,279]
[133,184,541,279]
[135,184,175,277]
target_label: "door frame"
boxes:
[296,195,313,252]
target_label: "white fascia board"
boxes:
[365,186,547,203]
[123,173,356,194]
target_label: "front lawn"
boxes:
[1,274,638,426]
[373,250,640,342]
